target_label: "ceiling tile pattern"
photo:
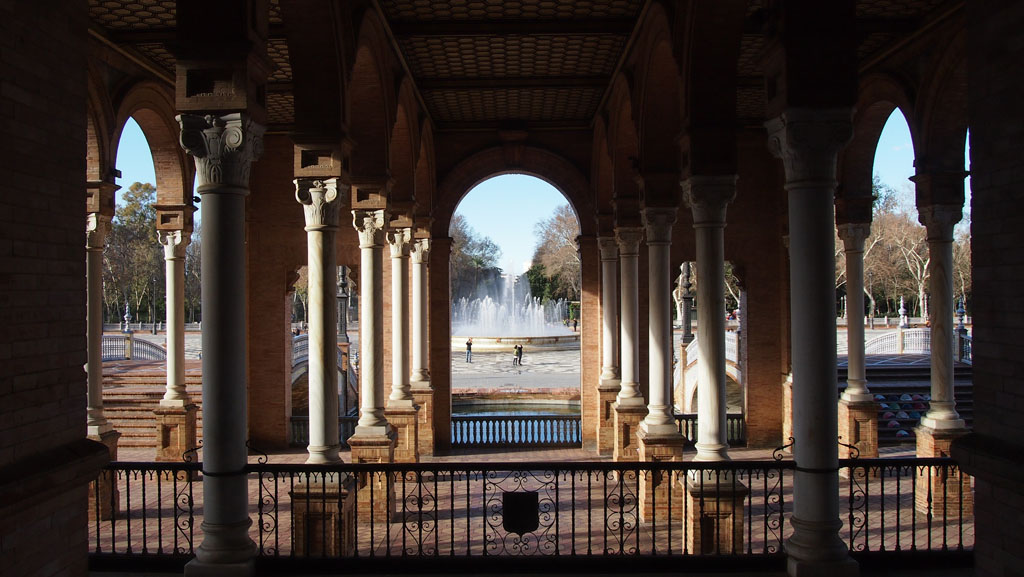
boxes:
[90,0,176,30]
[400,35,623,78]
[425,88,603,122]
[266,93,294,125]
[267,39,292,83]
[856,0,947,18]
[134,43,176,76]
[382,0,641,21]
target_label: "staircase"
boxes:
[838,363,973,444]
[102,372,204,449]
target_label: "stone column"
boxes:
[410,238,434,456]
[683,177,737,462]
[837,223,878,460]
[86,210,120,520]
[613,227,646,461]
[596,237,620,455]
[915,202,972,515]
[178,112,264,573]
[385,227,419,462]
[767,108,857,577]
[155,229,198,462]
[350,209,395,520]
[296,179,343,464]
[681,262,695,344]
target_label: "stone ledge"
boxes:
[0,437,111,518]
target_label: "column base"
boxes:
[684,475,749,554]
[349,433,397,523]
[596,381,620,456]
[87,429,121,521]
[385,405,421,463]
[612,401,647,462]
[915,425,973,516]
[837,399,878,461]
[786,555,859,577]
[637,429,685,523]
[411,386,434,456]
[154,404,198,462]
[289,475,357,556]
[184,559,255,577]
[785,516,857,577]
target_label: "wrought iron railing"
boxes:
[674,413,747,446]
[88,456,972,570]
[451,415,582,448]
[101,334,167,361]
[290,415,359,447]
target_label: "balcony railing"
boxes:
[451,415,582,447]
[89,456,972,571]
[675,413,747,447]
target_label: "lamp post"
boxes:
[337,265,349,344]
[681,261,694,344]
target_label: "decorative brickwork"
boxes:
[154,405,198,462]
[385,406,420,463]
[838,399,879,460]
[636,430,685,523]
[916,426,973,516]
[349,434,397,523]
[684,475,749,555]
[596,383,620,455]
[88,430,121,521]
[612,404,647,461]
[289,476,357,556]
[411,387,435,456]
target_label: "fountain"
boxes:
[451,273,579,351]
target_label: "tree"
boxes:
[293,266,309,324]
[184,220,202,322]
[104,182,163,324]
[531,204,581,301]
[953,224,972,306]
[449,214,502,301]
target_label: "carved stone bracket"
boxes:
[86,212,112,250]
[918,204,962,242]
[295,178,344,230]
[177,113,265,191]
[642,207,677,245]
[598,236,619,261]
[353,209,386,248]
[765,108,853,187]
[682,176,737,226]
[158,229,190,260]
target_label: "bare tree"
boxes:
[532,204,581,300]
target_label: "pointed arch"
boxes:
[349,10,395,179]
[390,77,421,204]
[916,29,968,175]
[632,1,683,176]
[414,120,437,222]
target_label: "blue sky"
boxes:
[116,110,964,273]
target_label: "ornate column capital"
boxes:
[158,229,190,260]
[387,227,413,258]
[642,206,677,245]
[410,238,431,264]
[177,113,265,191]
[765,108,853,187]
[353,209,386,248]
[682,176,737,226]
[918,204,962,242]
[86,212,111,250]
[598,236,619,261]
[615,227,643,257]
[836,222,871,253]
[295,178,345,231]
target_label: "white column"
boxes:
[683,177,737,461]
[353,209,390,435]
[410,238,431,385]
[837,223,872,402]
[639,208,679,434]
[598,237,620,383]
[615,227,644,406]
[86,212,113,436]
[388,227,414,407]
[159,229,191,406]
[768,108,854,575]
[178,112,264,568]
[296,178,343,464]
[919,205,966,430]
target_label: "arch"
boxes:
[838,73,917,221]
[633,3,683,175]
[432,147,596,238]
[413,120,436,221]
[389,77,420,204]
[590,115,615,233]
[113,81,195,208]
[281,0,347,135]
[349,10,395,179]
[605,74,641,223]
[86,64,116,183]
[916,30,968,175]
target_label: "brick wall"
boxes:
[0,2,109,575]
[955,2,1024,575]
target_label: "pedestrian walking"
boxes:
[465,338,473,363]
[516,344,524,366]
[512,345,519,366]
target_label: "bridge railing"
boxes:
[101,334,167,361]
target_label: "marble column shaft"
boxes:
[919,205,965,429]
[353,209,390,436]
[598,237,620,383]
[160,229,191,406]
[838,223,872,401]
[86,212,113,436]
[297,179,343,463]
[684,177,737,461]
[767,108,854,572]
[640,208,678,434]
[410,239,431,385]
[615,227,644,406]
[178,112,264,566]
[388,227,414,407]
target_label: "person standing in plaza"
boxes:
[516,344,523,366]
[512,345,519,366]
[466,338,473,363]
